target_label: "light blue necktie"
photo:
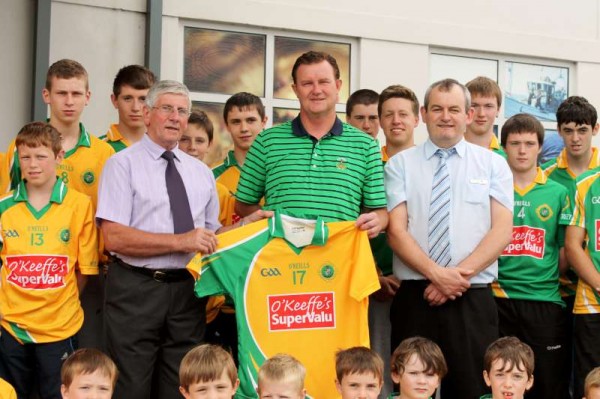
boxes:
[428,148,455,266]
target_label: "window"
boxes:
[182,22,356,165]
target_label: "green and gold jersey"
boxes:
[99,124,130,153]
[213,151,243,226]
[570,167,600,314]
[493,169,569,305]
[0,179,99,343]
[2,123,115,209]
[187,213,379,399]
[543,147,600,297]
[489,135,508,159]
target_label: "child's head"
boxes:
[179,344,239,399]
[16,122,64,188]
[257,354,306,399]
[584,367,600,399]
[180,111,214,162]
[390,337,447,399]
[483,337,534,399]
[335,347,383,399]
[60,348,118,399]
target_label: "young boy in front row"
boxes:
[61,348,118,399]
[0,122,99,399]
[482,337,535,399]
[257,354,306,399]
[335,347,383,399]
[179,344,239,399]
[585,367,600,399]
[390,336,447,399]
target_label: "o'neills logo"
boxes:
[5,255,68,289]
[503,226,545,259]
[268,292,335,331]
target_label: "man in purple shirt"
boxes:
[96,80,268,399]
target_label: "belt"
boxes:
[114,259,191,283]
[403,280,490,289]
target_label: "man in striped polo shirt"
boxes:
[235,51,387,237]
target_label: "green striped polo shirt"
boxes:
[236,116,386,221]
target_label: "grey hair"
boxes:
[145,80,192,110]
[423,78,471,112]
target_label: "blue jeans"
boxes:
[0,327,78,399]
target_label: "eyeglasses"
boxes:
[152,104,191,118]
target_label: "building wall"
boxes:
[2,0,600,148]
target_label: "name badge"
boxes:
[470,178,488,185]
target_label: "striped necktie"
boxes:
[428,148,455,266]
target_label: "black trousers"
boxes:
[104,262,207,399]
[390,280,498,399]
[573,313,600,399]
[496,298,569,399]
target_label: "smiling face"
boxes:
[225,106,266,152]
[43,77,90,126]
[292,61,342,119]
[468,94,499,137]
[421,85,473,148]
[18,144,63,190]
[61,370,114,399]
[144,93,190,150]
[483,359,533,399]
[380,97,419,150]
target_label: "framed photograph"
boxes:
[504,62,568,122]
[184,27,266,97]
[430,54,498,85]
[273,36,351,102]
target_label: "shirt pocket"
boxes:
[465,177,490,204]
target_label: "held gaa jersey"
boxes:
[493,169,569,305]
[570,168,600,314]
[187,213,379,399]
[0,179,99,343]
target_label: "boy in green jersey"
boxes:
[481,337,535,399]
[494,113,570,399]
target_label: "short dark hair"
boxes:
[466,76,502,108]
[223,92,265,123]
[346,89,379,116]
[501,113,545,147]
[46,59,88,91]
[484,337,534,378]
[391,337,447,379]
[188,111,214,143]
[291,51,340,84]
[378,85,420,117]
[423,78,471,112]
[112,65,156,97]
[556,96,598,128]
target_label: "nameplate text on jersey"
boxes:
[268,292,336,331]
[5,255,68,289]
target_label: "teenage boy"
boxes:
[346,89,380,139]
[379,84,419,160]
[0,122,98,399]
[465,76,506,158]
[101,64,156,152]
[495,113,569,399]
[179,111,214,162]
[543,96,600,395]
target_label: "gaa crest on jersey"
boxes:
[268,292,335,331]
[336,157,347,170]
[59,228,71,244]
[3,229,19,238]
[81,169,95,186]
[536,204,553,222]
[5,254,68,289]
[319,263,335,281]
[503,225,545,259]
